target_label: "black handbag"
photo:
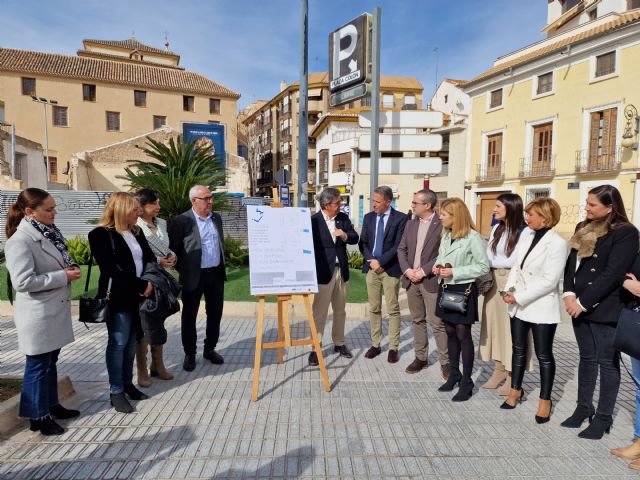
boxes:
[613,307,640,360]
[78,231,114,327]
[439,282,472,314]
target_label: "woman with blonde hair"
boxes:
[433,198,490,401]
[500,197,567,423]
[88,192,156,414]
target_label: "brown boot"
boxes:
[482,361,508,389]
[497,372,512,396]
[136,339,151,387]
[150,345,173,380]
[611,438,640,460]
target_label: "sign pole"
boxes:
[297,0,309,207]
[369,7,381,210]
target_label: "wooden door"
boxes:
[487,133,502,178]
[476,192,502,238]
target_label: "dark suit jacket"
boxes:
[563,223,639,324]
[88,227,156,313]
[358,208,408,278]
[311,211,359,285]
[168,209,226,292]
[397,215,443,293]
[621,253,640,308]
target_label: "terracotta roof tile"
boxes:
[464,10,640,87]
[0,47,240,99]
[83,38,178,57]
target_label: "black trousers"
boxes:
[572,319,620,416]
[511,317,557,400]
[181,265,225,356]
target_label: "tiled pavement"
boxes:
[1,299,639,479]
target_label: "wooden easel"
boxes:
[250,189,331,401]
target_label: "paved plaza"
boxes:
[1,299,639,479]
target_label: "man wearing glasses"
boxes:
[169,185,226,371]
[397,189,449,379]
[308,188,359,366]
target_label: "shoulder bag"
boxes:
[613,307,640,360]
[78,230,115,327]
[439,282,472,314]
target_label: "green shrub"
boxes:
[347,251,364,269]
[224,236,249,268]
[0,248,4,265]
[65,236,95,265]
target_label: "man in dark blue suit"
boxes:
[359,185,408,363]
[309,188,359,366]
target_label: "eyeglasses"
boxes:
[194,196,213,202]
[411,201,427,205]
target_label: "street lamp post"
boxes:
[31,96,58,182]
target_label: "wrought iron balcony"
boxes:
[519,154,555,178]
[475,163,504,183]
[574,146,622,175]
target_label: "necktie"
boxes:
[373,213,385,259]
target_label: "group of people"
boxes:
[5,185,227,435]
[5,182,640,469]
[311,184,640,469]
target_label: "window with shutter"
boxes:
[489,89,503,109]
[209,98,220,114]
[536,72,553,95]
[106,111,120,131]
[487,133,502,177]
[382,93,394,108]
[134,90,147,107]
[595,51,616,77]
[332,153,352,172]
[21,77,36,96]
[588,107,617,168]
[532,123,553,174]
[83,84,96,102]
[48,156,57,182]
[52,106,68,127]
[183,96,194,112]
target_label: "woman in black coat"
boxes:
[89,193,156,414]
[561,185,639,439]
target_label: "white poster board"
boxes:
[247,206,318,295]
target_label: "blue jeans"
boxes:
[632,356,640,438]
[20,349,60,419]
[106,311,137,394]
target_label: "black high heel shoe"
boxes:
[560,404,595,428]
[500,388,525,410]
[535,400,553,424]
[578,413,613,439]
[438,369,462,392]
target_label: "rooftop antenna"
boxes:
[164,32,170,51]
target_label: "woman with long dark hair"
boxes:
[479,193,532,396]
[4,188,82,435]
[562,185,639,439]
[432,198,490,401]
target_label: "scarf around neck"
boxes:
[568,219,608,258]
[26,216,75,267]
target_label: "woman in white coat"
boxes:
[501,197,568,423]
[4,188,82,435]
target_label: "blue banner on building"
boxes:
[182,123,226,169]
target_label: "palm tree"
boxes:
[118,135,226,221]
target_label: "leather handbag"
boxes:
[78,230,114,327]
[439,283,472,314]
[613,307,640,360]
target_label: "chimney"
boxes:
[280,80,287,92]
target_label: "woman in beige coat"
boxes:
[5,188,82,435]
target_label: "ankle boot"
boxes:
[124,384,149,401]
[30,417,65,435]
[110,393,133,414]
[136,338,151,387]
[150,345,173,380]
[611,437,640,460]
[452,377,474,402]
[438,364,462,392]
[560,404,595,428]
[497,372,512,396]
[50,403,80,419]
[578,413,613,440]
[482,361,508,389]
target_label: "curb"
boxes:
[0,375,75,436]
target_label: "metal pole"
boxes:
[297,0,309,207]
[11,124,16,179]
[43,103,50,183]
[369,7,381,210]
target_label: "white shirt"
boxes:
[486,224,533,269]
[122,230,143,277]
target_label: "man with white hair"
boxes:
[169,185,226,371]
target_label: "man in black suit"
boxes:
[168,185,226,371]
[359,185,408,363]
[309,188,359,366]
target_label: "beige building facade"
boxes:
[0,38,240,190]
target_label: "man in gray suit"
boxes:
[168,185,226,371]
[397,189,449,379]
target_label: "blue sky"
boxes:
[0,0,547,110]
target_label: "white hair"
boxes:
[189,185,209,200]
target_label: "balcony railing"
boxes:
[519,154,555,178]
[476,163,504,183]
[574,146,622,174]
[319,171,328,183]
